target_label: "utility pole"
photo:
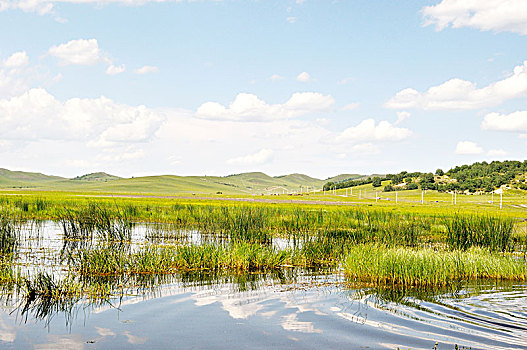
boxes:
[421,191,424,204]
[500,190,503,209]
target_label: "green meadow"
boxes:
[1,167,527,303]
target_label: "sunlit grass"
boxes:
[343,245,527,287]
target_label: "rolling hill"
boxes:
[0,168,363,195]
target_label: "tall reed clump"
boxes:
[58,203,133,241]
[228,207,271,244]
[445,215,515,252]
[0,255,19,285]
[71,243,294,275]
[0,211,19,255]
[343,244,527,287]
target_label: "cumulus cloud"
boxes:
[0,51,42,99]
[0,88,165,145]
[3,51,29,68]
[481,111,527,132]
[296,72,311,82]
[386,61,527,110]
[48,39,104,66]
[423,0,527,35]
[106,64,125,75]
[227,149,274,165]
[134,65,159,74]
[195,92,335,121]
[455,141,483,155]
[335,119,412,143]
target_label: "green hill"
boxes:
[72,172,121,182]
[0,168,65,187]
[0,169,365,194]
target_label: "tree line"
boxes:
[323,160,527,193]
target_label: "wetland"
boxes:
[0,195,526,349]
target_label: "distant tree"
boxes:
[435,168,444,176]
[323,182,335,191]
[383,184,394,192]
[372,177,382,187]
[406,183,418,190]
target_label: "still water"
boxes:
[0,222,526,349]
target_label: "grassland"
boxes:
[0,172,526,302]
[0,168,364,195]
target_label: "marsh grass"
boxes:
[343,245,527,287]
[0,213,20,255]
[445,215,514,252]
[58,203,133,241]
[72,243,295,275]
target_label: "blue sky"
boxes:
[1,0,526,178]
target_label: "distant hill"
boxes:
[72,172,121,182]
[0,168,65,187]
[0,168,368,194]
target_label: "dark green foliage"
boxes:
[406,183,418,190]
[323,176,388,191]
[444,160,527,192]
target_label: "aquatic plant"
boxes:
[445,215,514,252]
[343,245,527,287]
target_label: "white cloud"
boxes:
[296,71,311,82]
[488,149,507,157]
[134,65,159,74]
[481,111,527,132]
[195,92,335,121]
[106,64,125,75]
[395,111,411,125]
[336,119,412,143]
[386,61,527,110]
[340,102,360,111]
[269,74,284,81]
[455,141,483,155]
[423,0,527,35]
[227,149,274,165]
[0,88,165,145]
[0,51,43,99]
[48,39,103,66]
[3,51,29,68]
[286,16,296,24]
